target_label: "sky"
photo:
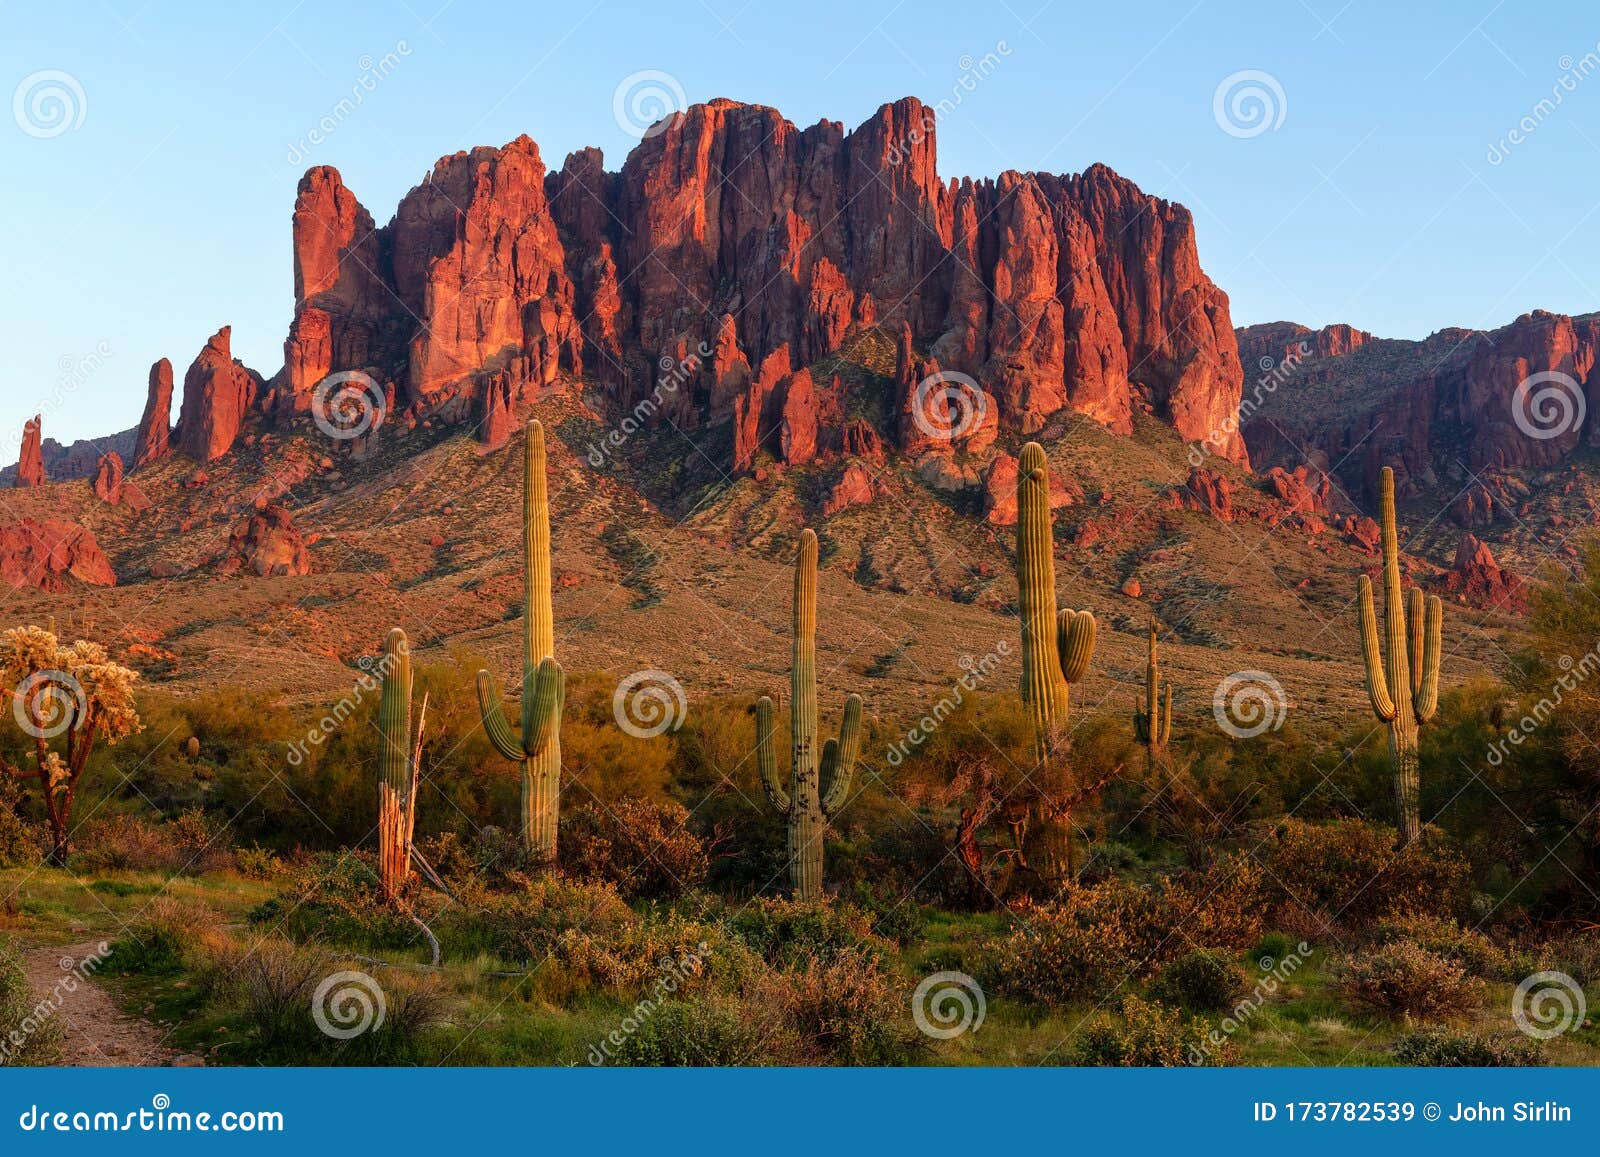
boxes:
[4,0,1599,450]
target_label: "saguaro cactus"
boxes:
[1132,620,1173,768]
[477,419,567,866]
[755,529,864,902]
[1357,466,1442,848]
[1015,441,1097,881]
[378,627,415,901]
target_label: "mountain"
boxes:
[0,98,1531,721]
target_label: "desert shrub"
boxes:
[603,996,776,1066]
[1261,819,1471,929]
[0,939,61,1066]
[1073,996,1221,1066]
[72,809,234,875]
[751,946,923,1065]
[1164,853,1267,949]
[1334,942,1485,1019]
[1151,949,1247,1011]
[248,853,419,951]
[235,845,286,880]
[994,881,1170,1004]
[0,779,40,868]
[538,916,732,998]
[1394,1028,1545,1067]
[1253,931,1296,970]
[560,799,709,900]
[1527,932,1600,987]
[112,897,221,976]
[1373,915,1514,980]
[727,898,885,968]
[447,873,636,963]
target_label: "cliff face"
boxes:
[263,96,1246,469]
[1239,310,1600,516]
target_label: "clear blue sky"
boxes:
[4,0,1598,449]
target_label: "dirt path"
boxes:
[21,941,181,1066]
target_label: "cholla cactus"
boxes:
[477,419,567,865]
[1132,620,1173,767]
[1357,466,1442,848]
[755,529,864,902]
[378,628,415,901]
[1015,441,1097,882]
[0,624,141,864]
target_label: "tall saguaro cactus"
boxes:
[378,627,415,901]
[1357,466,1443,848]
[477,419,567,866]
[1133,620,1173,768]
[1015,441,1097,882]
[756,529,864,902]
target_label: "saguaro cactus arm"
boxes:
[521,656,565,755]
[476,670,527,762]
[755,695,789,814]
[820,693,863,817]
[1357,575,1397,722]
[1413,594,1443,722]
[1056,609,1096,683]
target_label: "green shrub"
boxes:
[248,853,420,951]
[994,881,1168,1005]
[112,897,219,976]
[1151,949,1247,1011]
[1262,820,1470,929]
[1253,932,1295,970]
[1394,1029,1545,1067]
[446,874,636,963]
[72,809,235,876]
[0,940,61,1066]
[727,898,885,968]
[603,997,774,1066]
[752,947,923,1065]
[1335,943,1485,1019]
[1073,996,1222,1066]
[560,799,709,900]
[1373,915,1514,981]
[0,779,40,869]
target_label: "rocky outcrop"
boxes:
[92,452,123,502]
[1236,321,1371,373]
[1441,533,1524,610]
[177,327,262,462]
[215,505,312,577]
[1263,464,1331,515]
[822,462,877,516]
[982,451,1076,525]
[14,416,44,487]
[0,519,115,591]
[1174,466,1235,522]
[133,358,174,469]
[268,97,1244,471]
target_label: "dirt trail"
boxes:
[21,941,179,1066]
